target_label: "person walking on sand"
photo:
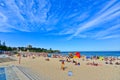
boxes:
[61,60,65,70]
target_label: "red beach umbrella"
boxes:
[75,52,81,58]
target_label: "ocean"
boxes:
[59,51,120,57]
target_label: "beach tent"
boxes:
[47,54,52,57]
[118,56,120,59]
[86,56,91,59]
[99,56,104,61]
[73,52,81,58]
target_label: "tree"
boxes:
[0,41,60,53]
[0,45,7,50]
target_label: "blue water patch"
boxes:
[60,51,120,57]
[0,67,6,80]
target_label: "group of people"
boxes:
[105,59,120,65]
[19,52,120,69]
[86,61,99,66]
[60,58,81,71]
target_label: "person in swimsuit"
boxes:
[61,60,65,70]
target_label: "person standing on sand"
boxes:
[61,60,65,70]
[18,53,21,64]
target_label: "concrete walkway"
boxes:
[5,65,48,80]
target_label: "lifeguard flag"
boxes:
[75,52,81,58]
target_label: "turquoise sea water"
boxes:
[0,67,6,80]
[60,51,120,57]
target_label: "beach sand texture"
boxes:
[0,56,120,80]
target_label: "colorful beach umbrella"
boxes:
[99,56,104,61]
[73,55,79,58]
[86,56,91,59]
[75,52,81,58]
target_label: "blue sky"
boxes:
[0,0,120,51]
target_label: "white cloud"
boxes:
[98,0,117,14]
[0,0,52,32]
[95,24,120,38]
[98,35,120,39]
[68,0,120,40]
[0,12,7,22]
[59,28,75,35]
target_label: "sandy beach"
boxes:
[0,55,120,80]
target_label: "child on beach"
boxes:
[61,61,65,70]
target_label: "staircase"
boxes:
[16,66,48,80]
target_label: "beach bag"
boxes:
[68,71,73,76]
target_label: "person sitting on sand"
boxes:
[78,62,80,66]
[86,62,98,66]
[66,58,69,62]
[109,59,113,65]
[45,57,50,61]
[32,55,35,59]
[75,62,78,65]
[93,61,98,66]
[105,61,108,64]
[73,59,76,63]
[66,58,71,62]
[115,62,120,65]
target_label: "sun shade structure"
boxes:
[99,56,104,61]
[73,52,81,58]
[86,56,91,59]
[47,54,52,57]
